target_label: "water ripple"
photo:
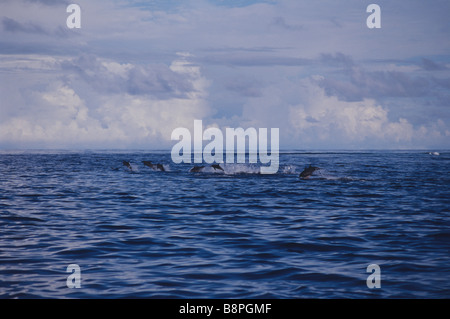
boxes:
[0,151,449,298]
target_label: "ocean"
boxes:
[0,151,449,298]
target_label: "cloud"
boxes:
[288,82,416,147]
[317,60,435,101]
[0,54,211,148]
[238,78,449,149]
[319,52,355,69]
[0,82,93,147]
[421,58,448,71]
[0,0,449,150]
[24,0,70,5]
[271,16,304,31]
[200,53,310,67]
[59,54,196,99]
[1,17,47,34]
[224,76,262,97]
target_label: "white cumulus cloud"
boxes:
[0,54,211,148]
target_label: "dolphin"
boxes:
[156,164,165,171]
[142,161,165,171]
[211,164,224,172]
[190,165,205,173]
[299,165,320,179]
[123,161,132,170]
[142,160,153,168]
[190,164,225,173]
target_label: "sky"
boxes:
[0,0,449,150]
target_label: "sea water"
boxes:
[0,151,449,298]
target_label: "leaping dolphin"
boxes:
[142,161,165,171]
[299,165,320,179]
[211,164,224,172]
[123,161,132,170]
[190,165,205,173]
[189,164,224,173]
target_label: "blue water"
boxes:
[0,151,449,298]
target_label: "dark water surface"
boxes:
[0,151,449,298]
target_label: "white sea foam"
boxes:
[222,163,260,175]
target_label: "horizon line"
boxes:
[0,148,447,153]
